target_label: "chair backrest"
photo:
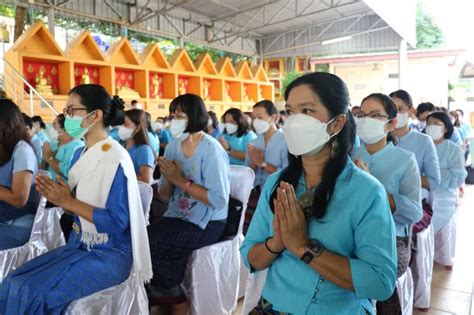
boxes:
[137,181,153,225]
[229,166,255,236]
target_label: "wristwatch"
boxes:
[260,161,268,168]
[301,239,324,264]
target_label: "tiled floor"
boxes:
[413,184,474,315]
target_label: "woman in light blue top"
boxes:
[144,111,161,155]
[147,94,230,309]
[206,111,222,139]
[241,73,397,314]
[389,93,441,197]
[219,108,257,165]
[42,114,84,183]
[245,100,288,188]
[0,99,38,250]
[353,93,422,313]
[22,114,44,164]
[425,112,467,268]
[32,116,50,144]
[120,109,155,184]
[108,96,125,142]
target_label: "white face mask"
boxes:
[118,125,135,141]
[282,114,338,156]
[356,117,388,144]
[253,119,271,135]
[48,128,59,141]
[395,112,409,129]
[208,118,213,127]
[170,119,188,139]
[225,123,238,134]
[426,125,444,141]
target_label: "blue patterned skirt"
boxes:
[0,242,132,315]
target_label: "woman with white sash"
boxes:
[425,111,467,269]
[0,84,152,315]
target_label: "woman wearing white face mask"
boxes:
[206,111,222,139]
[425,112,467,270]
[241,73,397,314]
[147,94,230,312]
[219,108,257,165]
[243,100,288,234]
[120,109,155,184]
[353,93,422,313]
[42,114,84,184]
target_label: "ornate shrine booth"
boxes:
[4,22,274,120]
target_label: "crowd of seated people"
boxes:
[0,75,470,314]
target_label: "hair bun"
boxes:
[111,95,125,111]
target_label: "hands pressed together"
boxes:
[269,181,309,258]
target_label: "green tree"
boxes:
[281,71,300,95]
[416,2,444,48]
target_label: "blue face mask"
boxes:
[64,111,96,139]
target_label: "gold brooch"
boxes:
[102,143,111,152]
[72,222,81,234]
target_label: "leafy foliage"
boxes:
[416,2,444,49]
[281,71,300,96]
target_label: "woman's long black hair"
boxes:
[269,72,355,219]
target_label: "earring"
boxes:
[331,139,339,159]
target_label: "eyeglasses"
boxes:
[63,105,88,118]
[355,112,389,120]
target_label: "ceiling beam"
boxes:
[209,0,360,43]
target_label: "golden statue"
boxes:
[178,79,187,95]
[203,80,210,101]
[80,68,91,84]
[116,84,141,99]
[152,74,161,99]
[243,86,250,102]
[225,83,232,102]
[35,67,53,95]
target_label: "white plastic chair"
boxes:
[66,273,149,315]
[66,181,152,315]
[138,181,153,225]
[0,196,65,283]
[242,269,267,314]
[397,268,414,315]
[410,224,434,309]
[183,165,255,315]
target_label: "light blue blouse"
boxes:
[0,141,38,222]
[450,128,463,145]
[459,122,471,140]
[159,134,230,229]
[241,159,397,314]
[127,144,155,177]
[397,130,441,192]
[31,134,44,163]
[147,131,160,155]
[37,129,50,143]
[47,139,84,183]
[352,143,423,237]
[244,130,288,187]
[158,128,173,145]
[222,131,257,166]
[109,127,120,142]
[435,140,467,190]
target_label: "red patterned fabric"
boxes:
[177,76,189,95]
[74,65,100,86]
[115,69,135,90]
[149,73,164,98]
[23,59,60,93]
